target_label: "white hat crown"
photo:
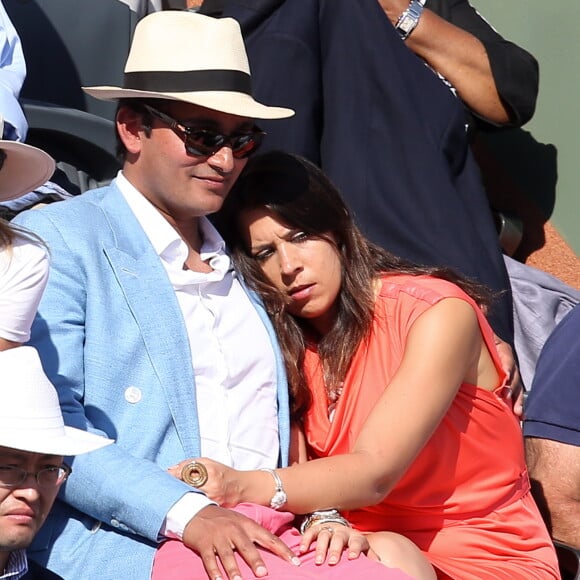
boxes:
[125,12,251,74]
[0,347,112,456]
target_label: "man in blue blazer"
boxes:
[13,11,291,580]
[15,10,409,580]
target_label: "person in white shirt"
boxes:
[0,117,54,351]
[14,11,410,580]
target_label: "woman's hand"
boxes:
[298,522,374,565]
[168,457,242,507]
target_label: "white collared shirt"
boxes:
[117,173,280,536]
[117,172,280,467]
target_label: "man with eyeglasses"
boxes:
[14,10,409,580]
[0,347,112,580]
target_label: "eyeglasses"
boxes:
[0,464,71,489]
[142,104,265,159]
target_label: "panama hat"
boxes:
[0,117,55,202]
[83,11,294,120]
[0,347,113,456]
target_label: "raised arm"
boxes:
[378,0,539,126]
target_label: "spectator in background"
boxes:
[507,259,579,388]
[0,1,27,142]
[0,1,71,218]
[0,346,112,579]
[206,0,520,346]
[524,304,580,553]
[204,0,573,394]
[0,118,54,351]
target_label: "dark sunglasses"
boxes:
[142,104,265,159]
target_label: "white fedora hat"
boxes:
[0,347,113,456]
[0,117,55,202]
[83,11,294,120]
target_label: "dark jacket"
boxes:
[213,0,515,342]
[22,559,63,580]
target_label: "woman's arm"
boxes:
[179,298,498,513]
[273,298,486,513]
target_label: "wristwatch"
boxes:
[395,0,426,41]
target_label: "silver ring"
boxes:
[320,525,334,535]
[181,461,209,488]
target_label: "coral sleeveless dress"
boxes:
[303,275,559,579]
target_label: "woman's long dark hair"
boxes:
[217,151,495,421]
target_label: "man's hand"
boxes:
[182,504,300,580]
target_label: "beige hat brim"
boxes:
[83,86,295,120]
[0,141,55,202]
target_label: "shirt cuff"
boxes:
[160,492,217,540]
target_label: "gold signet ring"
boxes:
[181,461,209,488]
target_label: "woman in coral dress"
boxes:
[170,151,559,579]
[302,273,555,579]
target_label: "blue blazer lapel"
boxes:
[98,187,202,455]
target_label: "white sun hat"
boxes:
[0,347,113,456]
[0,117,55,202]
[83,11,294,120]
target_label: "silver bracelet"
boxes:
[300,508,351,534]
[259,468,287,510]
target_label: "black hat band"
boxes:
[124,69,252,95]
